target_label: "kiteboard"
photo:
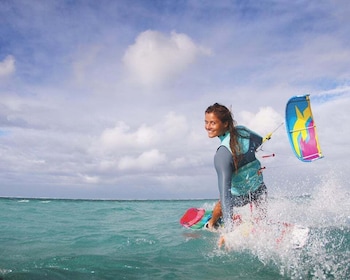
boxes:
[180,207,309,249]
[179,207,217,230]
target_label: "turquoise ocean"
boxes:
[1,188,349,280]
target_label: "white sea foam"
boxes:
[212,171,350,279]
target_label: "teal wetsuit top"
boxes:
[214,125,265,224]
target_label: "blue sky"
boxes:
[0,0,349,199]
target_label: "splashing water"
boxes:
[216,172,350,279]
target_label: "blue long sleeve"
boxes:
[214,146,234,226]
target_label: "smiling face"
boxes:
[205,112,228,138]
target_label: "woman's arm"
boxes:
[214,146,234,225]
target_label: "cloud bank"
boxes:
[0,0,349,199]
[123,30,211,87]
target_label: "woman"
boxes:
[204,103,267,230]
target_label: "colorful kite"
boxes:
[285,95,323,162]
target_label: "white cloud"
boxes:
[99,121,157,151]
[79,173,100,184]
[239,107,283,136]
[97,111,189,154]
[123,30,211,87]
[89,110,198,176]
[117,149,166,170]
[0,55,15,77]
[162,111,189,141]
[316,85,350,98]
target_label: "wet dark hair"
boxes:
[205,103,242,171]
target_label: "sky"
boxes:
[0,0,349,200]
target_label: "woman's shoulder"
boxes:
[236,125,262,140]
[235,125,250,136]
[215,145,233,165]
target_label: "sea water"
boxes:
[0,187,349,279]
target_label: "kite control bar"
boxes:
[257,122,284,151]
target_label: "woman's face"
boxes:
[205,112,228,138]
